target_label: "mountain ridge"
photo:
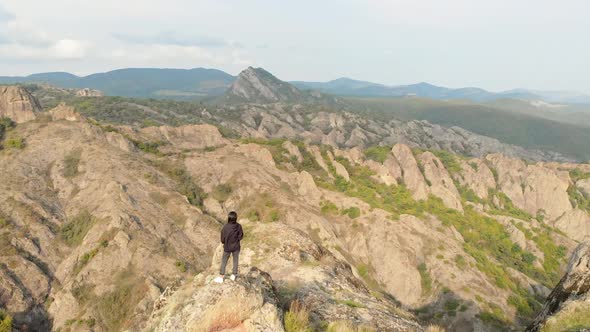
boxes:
[2,67,590,104]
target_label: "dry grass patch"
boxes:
[284,300,312,332]
[327,320,375,332]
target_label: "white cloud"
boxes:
[50,39,89,59]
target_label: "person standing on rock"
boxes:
[214,211,243,283]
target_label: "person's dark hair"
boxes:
[228,211,238,223]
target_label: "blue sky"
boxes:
[0,0,588,93]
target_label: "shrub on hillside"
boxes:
[5,137,25,149]
[63,148,82,177]
[60,210,95,246]
[0,310,12,332]
[284,300,312,332]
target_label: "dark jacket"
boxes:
[221,222,243,252]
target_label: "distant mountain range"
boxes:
[292,78,590,104]
[0,68,235,99]
[1,68,589,104]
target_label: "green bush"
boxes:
[212,183,233,202]
[5,137,25,149]
[0,117,15,144]
[338,299,365,308]
[63,148,82,177]
[321,200,339,215]
[444,299,461,312]
[175,261,187,273]
[417,263,432,295]
[341,207,361,219]
[430,149,462,174]
[570,168,590,182]
[61,210,95,246]
[0,310,12,332]
[364,145,391,163]
[155,160,205,207]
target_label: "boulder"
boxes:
[0,86,40,123]
[146,267,285,332]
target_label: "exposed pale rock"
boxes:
[48,103,82,121]
[486,153,526,208]
[307,145,331,175]
[235,144,276,167]
[419,151,463,211]
[523,164,572,220]
[455,159,496,199]
[526,241,590,332]
[75,88,103,97]
[577,178,590,197]
[0,85,40,123]
[296,171,321,202]
[392,144,429,200]
[140,124,228,150]
[203,197,226,221]
[486,154,573,220]
[146,267,284,332]
[553,209,590,242]
[282,141,303,163]
[365,160,397,186]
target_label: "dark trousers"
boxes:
[220,250,239,275]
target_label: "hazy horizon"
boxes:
[0,0,588,93]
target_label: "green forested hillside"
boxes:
[347,97,590,161]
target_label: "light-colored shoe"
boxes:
[229,274,236,281]
[213,276,224,284]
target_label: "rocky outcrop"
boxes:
[75,88,103,97]
[146,267,285,332]
[454,159,496,200]
[138,124,228,151]
[553,209,590,242]
[282,141,303,163]
[419,151,463,211]
[486,154,572,220]
[526,241,590,332]
[392,144,429,200]
[0,85,40,123]
[295,171,321,202]
[224,67,304,104]
[578,179,590,197]
[48,103,82,121]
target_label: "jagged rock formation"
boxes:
[526,241,590,332]
[0,86,40,123]
[75,88,103,97]
[223,67,305,104]
[146,267,285,332]
[1,105,590,331]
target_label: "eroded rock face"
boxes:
[282,141,303,163]
[146,267,285,332]
[48,103,82,122]
[225,67,304,104]
[419,151,463,211]
[454,159,496,200]
[139,124,228,151]
[0,85,40,123]
[392,144,429,200]
[75,88,103,97]
[486,154,573,221]
[526,241,590,332]
[554,209,590,242]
